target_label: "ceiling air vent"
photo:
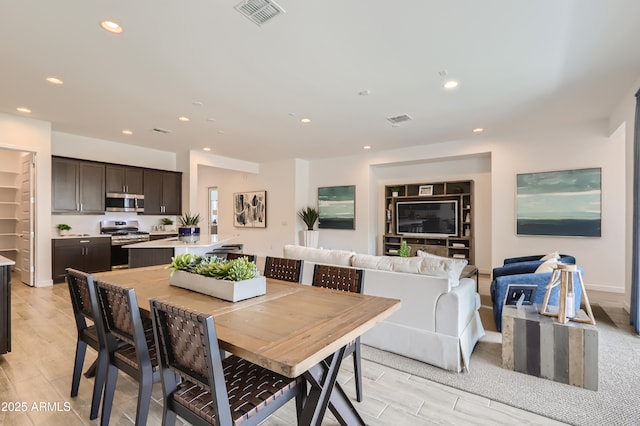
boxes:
[386,114,413,124]
[235,0,285,26]
[152,128,171,134]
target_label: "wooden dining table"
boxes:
[94,265,401,426]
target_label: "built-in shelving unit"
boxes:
[0,171,19,264]
[382,180,475,264]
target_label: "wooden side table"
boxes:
[502,305,598,390]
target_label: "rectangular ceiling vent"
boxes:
[386,114,413,124]
[152,128,171,134]
[235,0,285,26]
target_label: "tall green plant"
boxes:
[398,241,411,257]
[179,212,201,226]
[297,206,319,230]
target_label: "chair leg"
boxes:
[100,364,119,426]
[135,373,153,426]
[353,340,363,402]
[89,350,108,420]
[71,340,87,397]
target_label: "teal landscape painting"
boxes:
[318,186,355,229]
[517,168,601,237]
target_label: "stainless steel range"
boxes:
[100,220,150,269]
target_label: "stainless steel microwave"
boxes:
[105,193,144,213]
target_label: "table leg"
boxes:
[300,346,366,426]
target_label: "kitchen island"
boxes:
[124,234,237,268]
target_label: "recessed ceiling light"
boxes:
[100,20,123,34]
[473,128,484,133]
[206,117,216,122]
[178,116,190,122]
[122,130,133,135]
[363,145,371,150]
[300,118,311,124]
[218,130,225,134]
[46,76,63,85]
[203,147,212,152]
[443,80,459,89]
[16,107,31,113]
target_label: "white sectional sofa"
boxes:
[283,245,485,372]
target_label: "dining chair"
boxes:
[93,279,160,426]
[150,299,305,426]
[312,264,365,402]
[263,256,304,283]
[225,252,257,263]
[65,268,109,420]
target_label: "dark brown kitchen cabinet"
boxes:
[142,169,182,215]
[52,157,105,214]
[105,165,144,194]
[0,263,11,354]
[51,237,111,283]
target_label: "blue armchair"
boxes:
[490,266,583,331]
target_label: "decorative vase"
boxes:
[178,226,200,242]
[302,230,319,248]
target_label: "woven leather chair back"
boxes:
[312,265,364,294]
[66,268,96,321]
[95,280,137,345]
[264,256,303,283]
[226,252,257,263]
[152,301,213,390]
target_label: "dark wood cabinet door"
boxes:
[143,169,163,214]
[79,162,105,213]
[82,238,111,273]
[52,157,79,213]
[125,167,144,194]
[161,171,182,215]
[0,266,10,354]
[52,239,84,282]
[105,165,126,193]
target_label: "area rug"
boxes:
[362,307,640,426]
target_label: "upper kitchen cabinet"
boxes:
[52,157,105,214]
[142,169,182,215]
[105,165,143,194]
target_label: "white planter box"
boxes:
[169,270,266,302]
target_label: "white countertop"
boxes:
[123,234,237,249]
[0,255,16,266]
[51,234,111,240]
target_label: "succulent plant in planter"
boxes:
[178,212,201,242]
[297,206,320,247]
[168,254,264,302]
[398,240,411,257]
[56,223,71,236]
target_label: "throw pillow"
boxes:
[283,245,354,266]
[387,256,424,274]
[535,258,558,273]
[416,250,467,286]
[351,254,394,271]
[540,251,559,261]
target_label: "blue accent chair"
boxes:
[490,265,583,331]
[492,254,576,280]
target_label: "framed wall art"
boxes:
[418,185,433,196]
[233,190,266,228]
[318,185,355,229]
[516,168,601,237]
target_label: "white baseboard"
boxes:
[585,283,625,293]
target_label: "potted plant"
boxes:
[168,254,265,302]
[160,217,175,231]
[178,212,201,242]
[297,206,319,248]
[398,240,411,257]
[56,223,71,236]
[391,187,401,197]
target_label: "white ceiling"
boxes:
[1,1,639,162]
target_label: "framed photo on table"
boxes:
[419,185,433,196]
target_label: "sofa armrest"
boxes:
[503,255,543,264]
[435,278,479,336]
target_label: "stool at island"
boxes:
[540,263,596,325]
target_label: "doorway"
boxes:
[209,187,218,235]
[0,149,35,286]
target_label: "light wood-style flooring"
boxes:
[0,273,625,425]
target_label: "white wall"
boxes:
[196,159,298,258]
[0,113,52,287]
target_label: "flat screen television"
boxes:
[396,200,459,237]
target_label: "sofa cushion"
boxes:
[283,245,354,266]
[351,254,394,271]
[540,251,559,261]
[416,250,467,286]
[387,256,425,274]
[535,258,558,273]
